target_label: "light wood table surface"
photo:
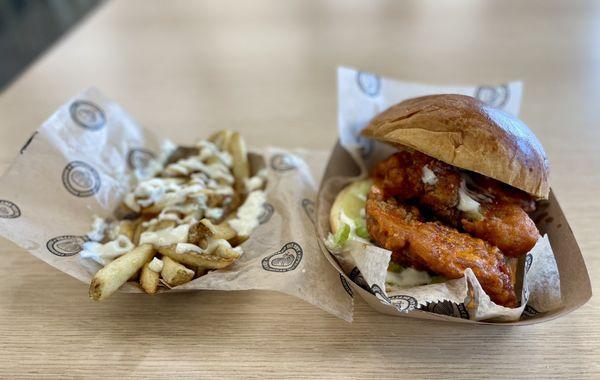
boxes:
[1,0,599,378]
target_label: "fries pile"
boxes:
[81,130,268,300]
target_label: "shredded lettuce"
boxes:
[332,223,350,247]
[355,223,370,240]
[388,261,405,273]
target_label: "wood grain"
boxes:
[1,0,599,378]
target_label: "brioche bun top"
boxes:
[362,94,549,199]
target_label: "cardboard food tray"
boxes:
[316,139,591,324]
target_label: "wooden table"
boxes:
[1,0,598,378]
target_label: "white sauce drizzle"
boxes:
[457,181,481,215]
[228,191,266,236]
[140,224,190,247]
[148,257,164,272]
[421,165,438,185]
[80,235,135,266]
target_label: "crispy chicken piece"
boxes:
[469,173,536,213]
[366,185,518,307]
[463,203,540,257]
[372,151,539,257]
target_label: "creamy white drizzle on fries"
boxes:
[81,130,267,300]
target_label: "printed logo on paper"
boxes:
[390,294,418,312]
[424,301,469,319]
[475,84,510,109]
[127,147,156,170]
[370,284,392,305]
[0,200,21,219]
[20,131,38,154]
[69,100,106,131]
[525,253,533,273]
[262,242,303,272]
[62,161,101,197]
[301,198,315,224]
[522,304,541,319]
[349,266,369,289]
[340,274,353,297]
[258,203,274,224]
[356,71,381,97]
[270,153,297,172]
[46,235,88,257]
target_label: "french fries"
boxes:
[198,219,236,241]
[116,220,135,241]
[89,244,155,300]
[161,256,195,286]
[140,257,163,294]
[81,130,266,300]
[158,244,240,270]
[228,132,250,194]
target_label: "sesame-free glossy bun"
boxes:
[362,94,550,199]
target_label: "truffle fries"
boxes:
[81,130,268,300]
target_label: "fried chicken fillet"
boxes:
[372,151,540,257]
[366,185,518,307]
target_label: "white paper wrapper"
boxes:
[0,88,354,321]
[316,67,563,322]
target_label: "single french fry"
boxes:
[160,256,194,286]
[165,146,199,165]
[209,130,233,151]
[141,203,163,216]
[140,262,160,294]
[200,218,236,241]
[228,132,249,194]
[214,244,243,259]
[228,234,248,247]
[114,202,140,220]
[195,266,208,278]
[89,244,155,300]
[158,244,240,270]
[188,221,213,245]
[147,220,177,232]
[117,220,135,241]
[132,220,145,245]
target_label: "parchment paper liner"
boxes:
[0,88,353,321]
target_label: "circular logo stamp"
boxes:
[127,148,156,170]
[270,153,297,172]
[349,266,369,289]
[390,294,418,312]
[62,161,101,197]
[258,203,274,224]
[475,85,510,109]
[356,71,381,97]
[301,198,315,224]
[20,131,38,154]
[371,284,392,305]
[46,235,88,257]
[262,242,303,272]
[69,100,106,131]
[522,304,541,319]
[525,253,533,274]
[425,301,469,319]
[0,200,21,219]
[340,274,353,297]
